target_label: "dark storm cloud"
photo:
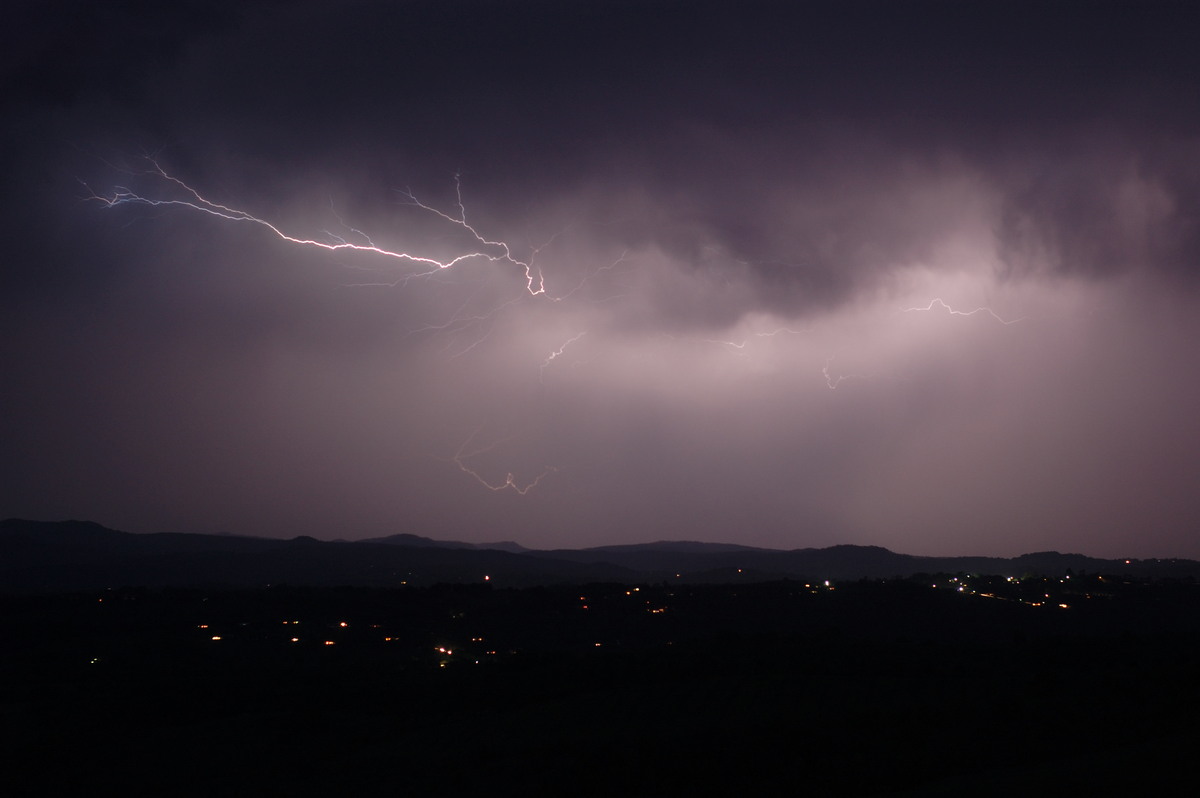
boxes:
[3,1,1199,557]
[996,135,1200,283]
[13,0,1198,307]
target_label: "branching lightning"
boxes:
[903,298,1024,325]
[87,160,632,350]
[84,160,548,295]
[451,429,556,495]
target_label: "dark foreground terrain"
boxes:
[4,575,1199,796]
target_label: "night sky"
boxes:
[4,1,1198,557]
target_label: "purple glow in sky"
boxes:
[2,1,1198,557]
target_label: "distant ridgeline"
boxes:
[2,518,1196,592]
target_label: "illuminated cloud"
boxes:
[2,1,1198,557]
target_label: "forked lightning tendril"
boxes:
[903,298,1024,325]
[822,356,867,390]
[452,429,556,495]
[84,160,547,295]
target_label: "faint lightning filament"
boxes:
[903,298,1024,325]
[823,356,866,390]
[452,429,556,495]
[539,332,587,382]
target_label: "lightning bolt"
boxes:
[84,160,548,295]
[451,429,556,495]
[822,356,867,390]
[539,332,587,383]
[902,298,1024,325]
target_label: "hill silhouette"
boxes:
[3,518,1195,592]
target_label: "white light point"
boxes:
[451,428,556,495]
[902,298,1025,325]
